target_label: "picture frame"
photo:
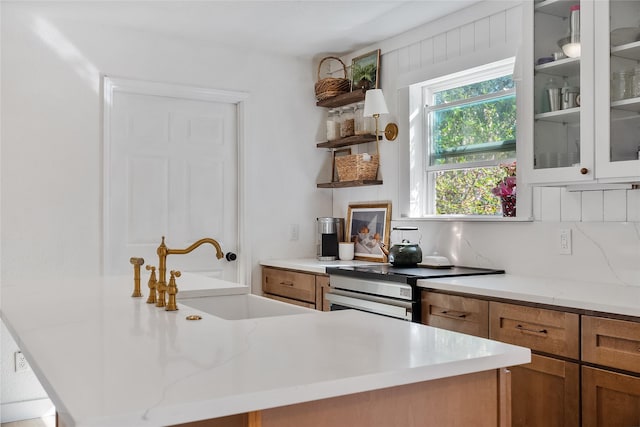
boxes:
[351,49,380,91]
[346,201,391,262]
[332,148,352,182]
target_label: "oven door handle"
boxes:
[325,292,412,321]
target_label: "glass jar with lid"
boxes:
[631,66,640,98]
[326,109,340,141]
[611,70,631,101]
[354,102,365,135]
[340,106,355,138]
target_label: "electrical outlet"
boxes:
[559,228,572,255]
[290,224,299,241]
[14,351,30,372]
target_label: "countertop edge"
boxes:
[417,275,640,318]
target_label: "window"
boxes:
[411,59,516,217]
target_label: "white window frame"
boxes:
[409,58,517,218]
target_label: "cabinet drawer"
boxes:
[421,292,489,338]
[264,293,316,309]
[582,316,640,374]
[262,267,316,304]
[489,302,579,359]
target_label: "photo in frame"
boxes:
[351,49,380,91]
[332,148,352,182]
[346,201,391,262]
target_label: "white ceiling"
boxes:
[39,1,481,57]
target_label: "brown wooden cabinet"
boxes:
[581,315,640,426]
[510,354,580,427]
[582,315,640,375]
[489,302,580,427]
[421,291,489,338]
[582,366,640,427]
[420,287,640,427]
[262,266,330,311]
[489,302,580,359]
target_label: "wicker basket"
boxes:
[315,57,351,101]
[335,154,379,182]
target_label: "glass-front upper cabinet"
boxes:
[528,0,595,184]
[594,0,640,181]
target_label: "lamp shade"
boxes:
[363,89,389,117]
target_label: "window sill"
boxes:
[396,215,534,223]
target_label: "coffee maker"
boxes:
[316,217,344,261]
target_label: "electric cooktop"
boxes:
[326,265,505,285]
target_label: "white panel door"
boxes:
[104,80,239,281]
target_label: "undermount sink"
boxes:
[180,294,313,320]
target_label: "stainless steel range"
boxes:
[326,265,504,322]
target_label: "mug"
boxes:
[561,87,580,109]
[338,242,355,261]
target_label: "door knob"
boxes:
[580,167,589,175]
[225,252,237,262]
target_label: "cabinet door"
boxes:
[594,0,640,181]
[510,354,579,427]
[523,0,596,185]
[421,291,489,338]
[582,366,640,427]
[262,267,316,304]
[315,275,331,312]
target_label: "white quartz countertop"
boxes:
[1,274,529,427]
[260,258,378,274]
[261,258,640,318]
[417,274,640,318]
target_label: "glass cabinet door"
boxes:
[594,0,640,180]
[529,0,594,184]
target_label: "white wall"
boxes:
[0,2,328,419]
[331,1,640,287]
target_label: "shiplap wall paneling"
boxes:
[603,190,628,222]
[628,190,640,222]
[540,187,562,222]
[474,17,491,51]
[582,191,605,222]
[421,38,434,67]
[446,29,461,59]
[560,189,582,222]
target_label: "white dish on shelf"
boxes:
[610,27,640,46]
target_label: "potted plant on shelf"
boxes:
[491,162,517,217]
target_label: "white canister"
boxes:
[338,242,355,261]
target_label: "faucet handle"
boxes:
[129,257,144,298]
[145,265,157,304]
[166,270,181,311]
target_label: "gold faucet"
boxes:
[145,265,157,304]
[156,236,224,305]
[165,270,181,311]
[129,257,144,297]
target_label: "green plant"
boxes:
[352,63,376,83]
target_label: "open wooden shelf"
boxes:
[316,134,380,149]
[317,180,383,189]
[316,89,366,108]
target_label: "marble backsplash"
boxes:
[399,220,640,287]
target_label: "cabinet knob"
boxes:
[580,167,589,175]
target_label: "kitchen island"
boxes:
[0,274,529,427]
